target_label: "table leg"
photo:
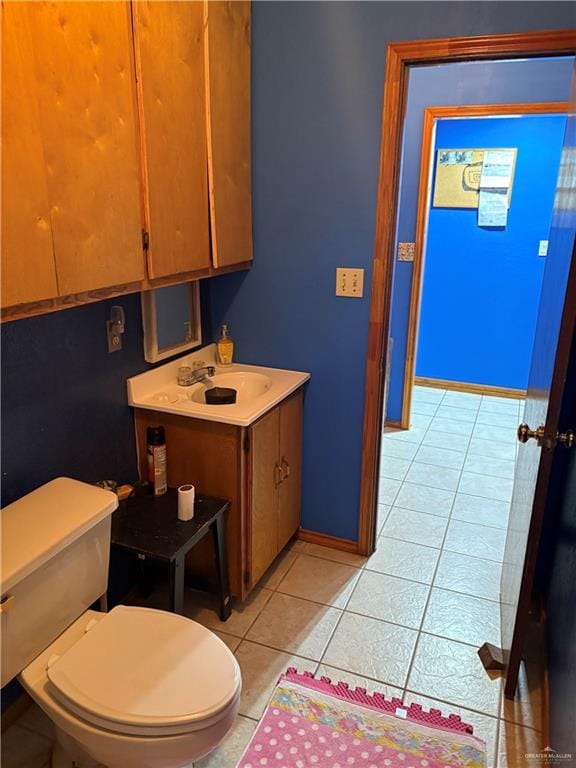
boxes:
[169,556,185,615]
[212,514,231,621]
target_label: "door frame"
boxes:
[401,101,569,431]
[358,29,576,557]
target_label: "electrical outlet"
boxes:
[538,240,549,257]
[336,268,364,298]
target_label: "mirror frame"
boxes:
[141,281,202,363]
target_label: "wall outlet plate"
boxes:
[336,268,364,298]
[538,240,549,257]
[398,242,415,262]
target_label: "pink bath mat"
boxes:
[236,668,486,768]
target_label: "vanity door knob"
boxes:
[281,457,290,480]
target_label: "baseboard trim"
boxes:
[415,376,526,400]
[298,529,359,553]
[384,419,403,430]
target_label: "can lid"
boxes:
[147,426,165,445]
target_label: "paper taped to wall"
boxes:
[480,150,516,189]
[478,189,509,227]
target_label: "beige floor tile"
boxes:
[316,664,404,700]
[469,437,516,461]
[382,507,448,548]
[196,715,257,767]
[464,454,516,480]
[445,519,507,562]
[414,444,466,470]
[276,554,360,608]
[411,400,439,416]
[423,430,471,452]
[497,721,543,768]
[257,547,299,590]
[377,504,391,536]
[287,538,309,552]
[411,413,433,429]
[246,592,341,660]
[383,426,427,444]
[323,612,417,688]
[413,385,446,402]
[234,641,317,719]
[379,454,412,480]
[378,477,402,505]
[500,661,543,731]
[184,587,273,638]
[430,417,474,437]
[434,550,502,602]
[480,396,521,413]
[478,424,518,445]
[423,587,501,646]
[366,536,440,584]
[213,630,242,652]
[381,439,419,460]
[394,482,455,517]
[475,411,520,429]
[0,724,53,768]
[407,634,502,716]
[435,405,478,423]
[302,542,369,568]
[452,493,510,530]
[347,569,429,629]
[405,462,461,491]
[403,691,499,767]
[16,704,54,741]
[442,392,481,409]
[459,472,514,503]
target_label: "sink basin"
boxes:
[189,372,272,404]
[127,347,310,426]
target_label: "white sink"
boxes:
[127,345,310,427]
[189,372,272,404]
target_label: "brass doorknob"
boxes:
[517,423,545,444]
[517,423,574,449]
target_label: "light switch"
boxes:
[538,240,549,257]
[336,268,364,298]
[398,242,415,262]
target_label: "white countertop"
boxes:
[127,345,310,427]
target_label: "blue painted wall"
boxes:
[415,114,566,390]
[388,56,574,421]
[0,294,151,507]
[206,2,576,540]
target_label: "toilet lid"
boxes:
[46,606,241,736]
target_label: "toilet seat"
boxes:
[46,606,241,737]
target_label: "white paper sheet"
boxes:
[478,189,508,227]
[480,150,515,189]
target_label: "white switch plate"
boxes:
[538,240,549,257]
[336,268,364,298]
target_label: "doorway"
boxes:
[357,30,576,717]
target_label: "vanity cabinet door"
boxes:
[21,2,146,295]
[132,2,211,279]
[277,390,303,550]
[248,407,281,586]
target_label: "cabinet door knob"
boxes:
[274,463,283,486]
[281,457,290,480]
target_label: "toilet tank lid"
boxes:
[1,478,118,593]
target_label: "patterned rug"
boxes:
[236,669,486,768]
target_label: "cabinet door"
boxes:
[204,1,253,269]
[278,389,303,550]
[133,2,211,279]
[248,407,280,586]
[24,2,145,294]
[1,4,57,307]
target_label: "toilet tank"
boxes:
[1,478,118,687]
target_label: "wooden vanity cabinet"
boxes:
[134,388,303,599]
[2,1,252,320]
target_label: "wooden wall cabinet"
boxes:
[134,388,303,599]
[1,1,252,321]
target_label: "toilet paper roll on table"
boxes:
[178,484,195,521]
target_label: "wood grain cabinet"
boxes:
[134,388,303,599]
[1,1,252,320]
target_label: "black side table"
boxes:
[111,487,231,620]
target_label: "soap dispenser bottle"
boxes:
[217,324,234,367]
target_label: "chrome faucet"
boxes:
[177,361,216,386]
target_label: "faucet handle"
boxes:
[191,360,206,371]
[177,366,193,386]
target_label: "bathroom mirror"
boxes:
[141,282,202,363]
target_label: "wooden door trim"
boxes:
[402,100,569,430]
[358,29,576,558]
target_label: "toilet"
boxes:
[1,478,242,768]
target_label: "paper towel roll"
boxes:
[178,484,195,521]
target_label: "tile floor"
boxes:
[2,387,543,768]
